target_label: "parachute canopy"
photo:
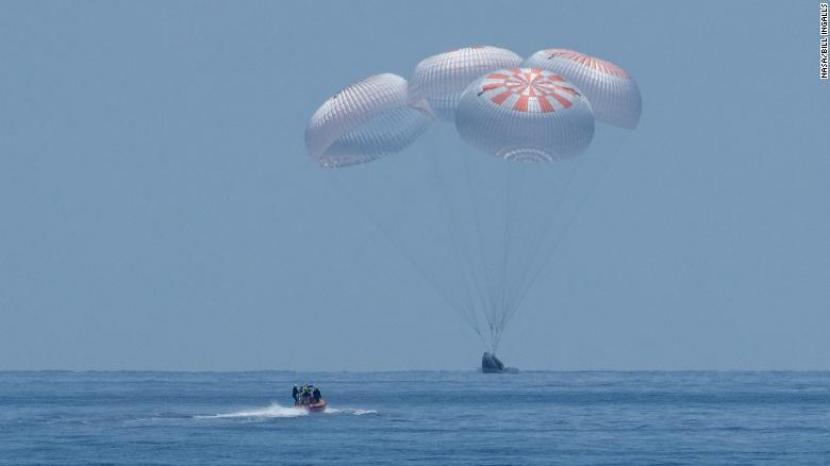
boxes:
[305,73,433,168]
[455,68,595,162]
[523,49,641,129]
[409,45,523,121]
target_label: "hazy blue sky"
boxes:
[1,1,828,370]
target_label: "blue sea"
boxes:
[1,371,829,465]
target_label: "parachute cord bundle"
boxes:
[424,136,487,342]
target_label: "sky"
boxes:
[0,0,828,371]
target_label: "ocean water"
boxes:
[1,371,829,465]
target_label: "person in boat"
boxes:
[292,385,299,405]
[311,386,322,403]
[300,384,312,405]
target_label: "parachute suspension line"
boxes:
[473,160,508,353]
[508,154,612,321]
[330,172,483,342]
[458,146,499,334]
[506,165,529,330]
[443,149,495,332]
[424,137,488,338]
[426,154,476,333]
[501,157,588,322]
[492,162,524,352]
[496,163,512,320]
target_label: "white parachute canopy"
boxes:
[409,45,523,121]
[305,73,433,168]
[523,49,641,129]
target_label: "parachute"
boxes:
[305,73,433,168]
[409,46,523,121]
[455,67,595,161]
[304,47,640,354]
[523,49,642,129]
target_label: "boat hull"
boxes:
[302,399,327,412]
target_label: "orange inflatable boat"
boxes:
[302,399,327,412]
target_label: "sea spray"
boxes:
[195,403,308,419]
[195,404,378,419]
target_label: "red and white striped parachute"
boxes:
[455,68,594,161]
[523,49,641,129]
